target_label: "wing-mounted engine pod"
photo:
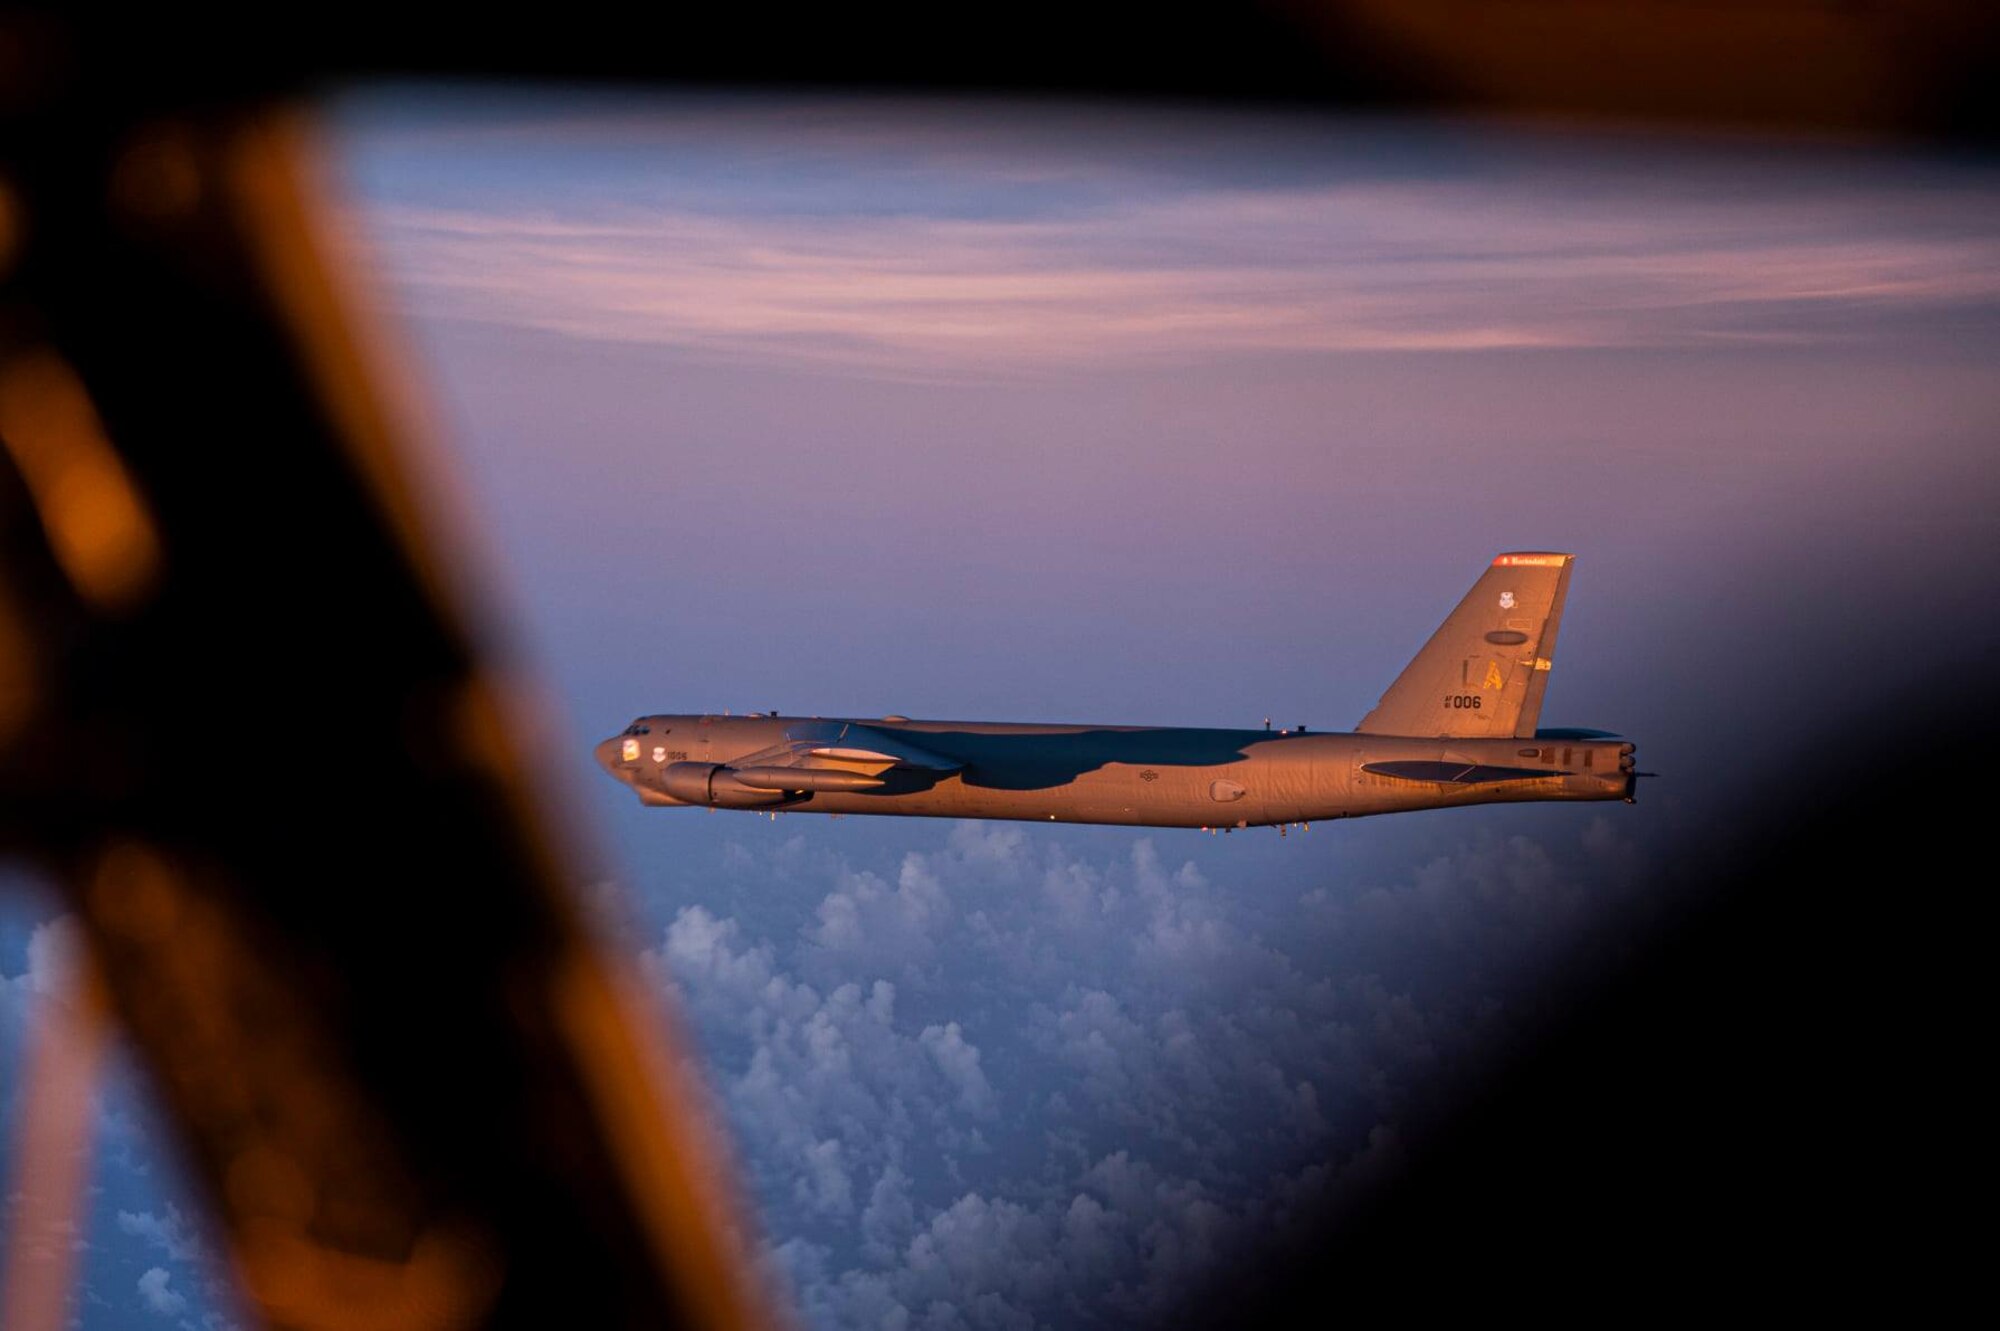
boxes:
[659,762,788,808]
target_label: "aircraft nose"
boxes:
[593,736,624,773]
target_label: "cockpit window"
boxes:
[622,722,650,735]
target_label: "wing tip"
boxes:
[1491,551,1574,567]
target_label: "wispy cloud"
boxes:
[344,174,2000,379]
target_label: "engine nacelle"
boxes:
[730,766,885,793]
[658,762,789,808]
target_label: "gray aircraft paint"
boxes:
[595,553,1636,827]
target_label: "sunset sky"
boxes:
[4,91,1998,1329]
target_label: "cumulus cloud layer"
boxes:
[137,1267,188,1317]
[107,1186,238,1328]
[645,817,1648,1328]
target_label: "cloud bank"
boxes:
[644,816,1649,1328]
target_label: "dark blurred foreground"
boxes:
[1202,673,1991,1322]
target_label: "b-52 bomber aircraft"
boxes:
[595,553,1636,829]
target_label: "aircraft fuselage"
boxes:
[594,714,1634,828]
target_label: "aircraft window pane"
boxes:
[265,88,2000,1328]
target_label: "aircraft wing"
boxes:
[737,721,964,774]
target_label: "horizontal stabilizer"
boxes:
[1361,760,1565,785]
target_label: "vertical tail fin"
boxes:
[1357,552,1574,739]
